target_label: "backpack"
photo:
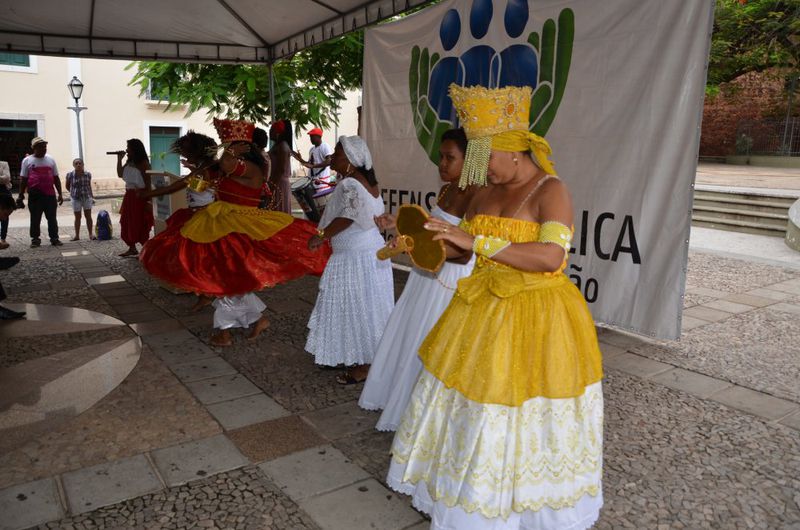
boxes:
[95,210,113,240]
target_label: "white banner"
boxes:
[363,0,714,339]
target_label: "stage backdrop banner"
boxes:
[362,0,714,339]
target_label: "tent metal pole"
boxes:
[268,63,277,123]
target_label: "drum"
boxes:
[291,177,321,222]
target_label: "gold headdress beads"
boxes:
[449,84,556,188]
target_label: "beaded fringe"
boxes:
[459,136,491,189]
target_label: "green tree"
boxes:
[709,0,800,88]
[128,32,364,131]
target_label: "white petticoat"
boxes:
[212,293,265,330]
[306,226,394,366]
[358,257,474,431]
[388,371,604,529]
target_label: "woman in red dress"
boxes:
[140,118,330,346]
[116,139,154,257]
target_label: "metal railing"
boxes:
[736,117,799,156]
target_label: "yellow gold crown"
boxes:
[449,84,532,139]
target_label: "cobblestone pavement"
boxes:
[38,467,320,530]
[1,225,799,529]
[631,252,800,403]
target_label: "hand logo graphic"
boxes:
[409,0,574,164]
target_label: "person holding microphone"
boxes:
[112,139,153,257]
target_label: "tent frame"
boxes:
[0,0,438,64]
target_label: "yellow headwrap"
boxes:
[449,84,556,188]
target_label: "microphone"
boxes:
[106,150,125,155]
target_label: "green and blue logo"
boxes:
[409,0,574,164]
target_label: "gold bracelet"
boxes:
[473,234,511,258]
[316,228,326,239]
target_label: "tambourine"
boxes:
[376,204,446,273]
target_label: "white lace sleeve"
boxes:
[339,179,361,222]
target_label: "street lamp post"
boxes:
[67,76,87,161]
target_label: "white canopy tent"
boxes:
[0,0,436,63]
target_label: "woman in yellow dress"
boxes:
[387,84,604,529]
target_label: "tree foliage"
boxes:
[128,32,364,131]
[709,0,800,87]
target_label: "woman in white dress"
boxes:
[306,136,394,384]
[359,128,475,431]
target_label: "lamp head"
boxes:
[68,76,84,100]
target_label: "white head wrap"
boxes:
[338,135,373,170]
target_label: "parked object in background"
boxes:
[95,210,113,240]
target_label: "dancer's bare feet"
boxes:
[247,315,271,341]
[191,295,213,313]
[210,329,232,347]
[336,364,370,385]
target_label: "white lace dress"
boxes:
[359,206,475,431]
[305,178,394,366]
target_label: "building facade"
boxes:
[0,53,359,193]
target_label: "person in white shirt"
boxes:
[295,128,335,195]
[18,137,63,247]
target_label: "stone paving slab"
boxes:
[81,270,116,279]
[772,280,800,295]
[299,479,423,530]
[332,429,395,483]
[780,411,800,431]
[683,305,733,322]
[595,328,649,350]
[745,287,796,301]
[722,293,777,308]
[152,341,219,367]
[259,445,370,501]
[681,315,710,331]
[103,294,152,306]
[120,310,172,324]
[598,342,627,359]
[604,353,673,379]
[85,275,126,286]
[206,393,291,431]
[709,386,799,421]
[129,318,185,336]
[61,454,162,515]
[139,329,196,348]
[110,300,160,315]
[150,434,248,487]
[702,299,755,314]
[686,286,732,298]
[650,368,733,399]
[770,302,800,316]
[185,373,263,405]
[227,416,327,463]
[302,401,382,441]
[170,356,239,383]
[0,477,62,530]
